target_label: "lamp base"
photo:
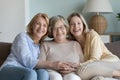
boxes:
[89,15,107,34]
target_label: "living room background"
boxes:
[0,0,120,42]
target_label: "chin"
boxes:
[37,33,45,37]
[36,35,42,38]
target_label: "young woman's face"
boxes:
[33,17,48,39]
[53,20,67,41]
[70,16,84,37]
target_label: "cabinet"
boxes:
[100,32,120,43]
[100,35,110,43]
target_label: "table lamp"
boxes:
[82,0,113,34]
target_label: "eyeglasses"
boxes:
[53,26,65,31]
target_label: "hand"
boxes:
[59,62,78,75]
[59,67,77,75]
[51,61,69,71]
[65,62,79,69]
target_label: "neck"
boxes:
[34,39,40,44]
[28,33,41,44]
[55,38,69,43]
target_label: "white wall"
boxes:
[0,0,26,42]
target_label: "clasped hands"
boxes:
[52,61,78,75]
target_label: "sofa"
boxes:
[0,41,120,67]
[0,42,11,66]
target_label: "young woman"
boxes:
[67,12,120,80]
[38,15,84,80]
[0,13,50,80]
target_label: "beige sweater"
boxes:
[39,41,84,64]
[82,30,120,65]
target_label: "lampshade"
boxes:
[82,0,113,13]
[82,0,113,34]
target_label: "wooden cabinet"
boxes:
[100,32,120,43]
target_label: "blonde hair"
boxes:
[27,13,49,43]
[67,12,89,40]
[48,15,69,38]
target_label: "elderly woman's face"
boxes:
[32,17,48,40]
[53,20,67,41]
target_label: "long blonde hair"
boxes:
[27,13,49,43]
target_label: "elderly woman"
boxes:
[39,15,84,80]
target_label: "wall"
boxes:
[0,0,120,42]
[109,0,120,32]
[30,0,120,33]
[29,0,85,20]
[0,0,25,42]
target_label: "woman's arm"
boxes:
[81,30,103,65]
[11,33,39,68]
[36,60,72,71]
[83,30,119,65]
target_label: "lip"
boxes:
[73,28,81,32]
[38,31,43,33]
[37,29,45,33]
[56,33,63,36]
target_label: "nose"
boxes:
[39,24,44,29]
[38,26,41,30]
[55,28,62,34]
[57,28,61,32]
[74,24,78,28]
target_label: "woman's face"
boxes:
[70,16,84,37]
[33,17,48,40]
[53,20,67,41]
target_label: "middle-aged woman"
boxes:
[0,13,51,80]
[67,12,120,80]
[38,15,84,80]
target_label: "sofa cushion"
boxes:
[105,41,120,58]
[0,42,11,66]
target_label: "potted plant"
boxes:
[116,13,120,20]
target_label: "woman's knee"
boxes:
[49,70,62,80]
[36,69,49,80]
[0,66,37,80]
[64,73,81,80]
[24,69,37,80]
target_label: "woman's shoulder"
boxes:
[42,40,54,45]
[13,32,29,42]
[68,40,80,46]
[87,29,100,38]
[87,29,98,34]
[16,32,27,38]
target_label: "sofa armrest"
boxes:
[0,42,11,66]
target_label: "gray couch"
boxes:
[0,41,120,66]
